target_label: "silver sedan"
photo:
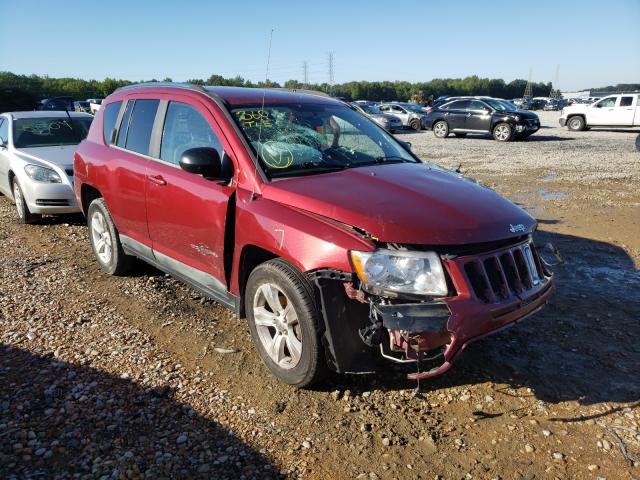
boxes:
[0,111,93,223]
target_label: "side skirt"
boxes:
[120,234,239,313]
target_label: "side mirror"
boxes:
[179,147,233,181]
[397,140,412,152]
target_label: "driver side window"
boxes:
[596,97,616,108]
[160,102,221,166]
[0,118,8,145]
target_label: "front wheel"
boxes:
[245,259,326,387]
[433,121,449,138]
[567,116,585,131]
[87,198,135,275]
[410,119,421,131]
[12,179,41,224]
[493,123,513,142]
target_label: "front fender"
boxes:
[230,188,374,295]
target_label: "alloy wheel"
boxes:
[434,122,447,137]
[13,182,25,219]
[91,211,113,265]
[494,124,511,141]
[252,283,302,370]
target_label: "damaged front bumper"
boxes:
[313,238,555,380]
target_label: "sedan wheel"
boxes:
[12,179,40,224]
[87,198,135,275]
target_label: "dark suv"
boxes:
[74,83,553,387]
[424,97,540,141]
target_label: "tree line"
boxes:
[0,70,558,103]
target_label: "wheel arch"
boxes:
[237,244,279,318]
[80,183,103,216]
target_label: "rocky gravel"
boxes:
[1,112,639,479]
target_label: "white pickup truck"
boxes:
[559,93,640,130]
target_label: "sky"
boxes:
[1,0,639,91]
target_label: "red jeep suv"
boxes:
[74,83,554,387]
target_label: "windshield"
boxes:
[485,99,517,112]
[403,104,424,112]
[360,104,382,115]
[13,117,93,148]
[231,103,417,178]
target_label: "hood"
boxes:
[263,163,536,245]
[513,109,539,119]
[15,145,76,169]
[562,104,588,113]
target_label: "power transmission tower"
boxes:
[302,61,308,87]
[553,64,560,98]
[328,52,334,96]
[523,68,533,99]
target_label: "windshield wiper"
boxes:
[270,163,346,178]
[349,156,414,167]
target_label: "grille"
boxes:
[35,199,70,206]
[463,242,545,303]
[65,168,74,176]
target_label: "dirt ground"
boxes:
[1,111,639,479]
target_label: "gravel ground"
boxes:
[1,111,639,479]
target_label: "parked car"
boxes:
[377,102,427,130]
[74,83,554,387]
[423,96,540,141]
[0,111,93,223]
[348,102,403,132]
[559,94,640,130]
[87,99,103,115]
[512,98,533,110]
[37,96,75,111]
[74,101,91,113]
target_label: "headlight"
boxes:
[350,249,448,296]
[24,165,62,183]
[514,115,521,122]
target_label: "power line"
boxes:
[328,52,334,95]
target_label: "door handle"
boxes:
[444,112,449,116]
[466,113,472,117]
[147,174,167,186]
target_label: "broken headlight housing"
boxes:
[350,249,448,296]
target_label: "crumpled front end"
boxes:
[314,235,554,380]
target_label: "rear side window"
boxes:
[116,101,134,148]
[620,96,633,107]
[124,99,159,155]
[102,101,122,145]
[160,102,221,166]
[443,100,470,110]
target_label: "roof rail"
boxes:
[267,87,332,98]
[114,82,208,94]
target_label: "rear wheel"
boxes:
[87,198,135,275]
[433,121,449,138]
[245,259,326,387]
[12,179,41,224]
[493,123,513,142]
[567,116,585,131]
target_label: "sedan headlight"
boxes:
[350,249,448,296]
[24,165,62,183]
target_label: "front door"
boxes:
[145,98,235,290]
[588,96,618,125]
[465,100,492,132]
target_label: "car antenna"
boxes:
[63,104,82,144]
[250,28,274,202]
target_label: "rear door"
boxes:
[612,95,636,125]
[465,100,492,132]
[588,96,618,125]
[145,96,235,291]
[441,100,470,130]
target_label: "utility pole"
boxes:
[328,52,334,96]
[553,64,560,98]
[523,67,533,99]
[302,61,308,88]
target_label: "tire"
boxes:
[12,178,41,224]
[433,121,449,138]
[410,119,421,131]
[454,133,467,138]
[87,198,135,275]
[245,259,326,388]
[493,123,514,142]
[567,116,585,131]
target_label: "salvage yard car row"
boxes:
[0,83,556,388]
